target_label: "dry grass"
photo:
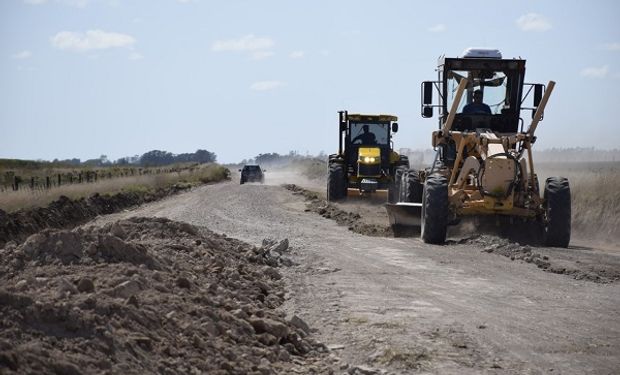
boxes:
[0,164,228,213]
[536,162,620,241]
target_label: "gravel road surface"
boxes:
[92,176,620,374]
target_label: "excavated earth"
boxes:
[0,217,333,374]
[0,184,194,248]
[1,171,619,374]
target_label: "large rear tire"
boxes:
[543,177,571,247]
[421,174,448,244]
[327,164,346,201]
[389,166,407,203]
[402,169,423,203]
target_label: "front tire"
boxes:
[402,169,423,203]
[389,166,407,203]
[327,164,346,201]
[421,174,449,244]
[543,177,571,247]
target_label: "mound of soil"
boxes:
[0,185,192,248]
[0,217,330,374]
[452,235,619,283]
[283,184,390,237]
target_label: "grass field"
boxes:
[0,164,229,213]
[536,161,620,241]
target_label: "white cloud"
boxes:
[250,81,285,91]
[23,0,91,6]
[51,30,136,52]
[251,51,274,60]
[289,51,305,59]
[59,0,89,7]
[580,65,609,78]
[601,42,620,51]
[428,24,446,33]
[516,13,552,32]
[11,50,32,59]
[211,34,274,52]
[129,52,143,60]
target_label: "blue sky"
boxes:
[1,0,619,163]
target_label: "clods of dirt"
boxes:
[283,184,390,237]
[0,185,194,248]
[452,235,618,283]
[0,217,332,374]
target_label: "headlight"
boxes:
[363,156,376,163]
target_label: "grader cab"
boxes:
[387,48,571,247]
[327,111,409,202]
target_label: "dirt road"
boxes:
[93,177,620,374]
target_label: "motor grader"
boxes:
[387,48,571,247]
[327,111,409,202]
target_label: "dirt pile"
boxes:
[0,185,192,248]
[0,217,331,374]
[283,184,390,237]
[452,235,619,283]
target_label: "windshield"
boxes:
[447,70,509,115]
[243,165,261,171]
[349,122,389,146]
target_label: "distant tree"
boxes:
[140,150,175,166]
[255,153,282,165]
[116,157,130,165]
[193,149,216,163]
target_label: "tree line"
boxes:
[1,149,217,169]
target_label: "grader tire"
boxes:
[403,169,423,203]
[421,174,449,244]
[389,166,407,203]
[327,164,346,201]
[543,177,571,248]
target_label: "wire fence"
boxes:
[0,166,198,193]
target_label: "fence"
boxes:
[0,166,198,193]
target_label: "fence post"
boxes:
[94,171,98,182]
[79,172,83,183]
[30,177,35,190]
[58,174,61,186]
[46,176,51,189]
[13,176,19,191]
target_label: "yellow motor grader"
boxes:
[387,48,571,247]
[327,111,409,202]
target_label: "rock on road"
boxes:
[92,179,620,374]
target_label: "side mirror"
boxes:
[423,81,433,105]
[422,81,434,118]
[532,84,544,119]
[392,122,399,133]
[533,84,543,107]
[238,169,242,172]
[263,169,267,172]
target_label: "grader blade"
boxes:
[385,202,422,228]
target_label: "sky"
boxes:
[1,0,619,163]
